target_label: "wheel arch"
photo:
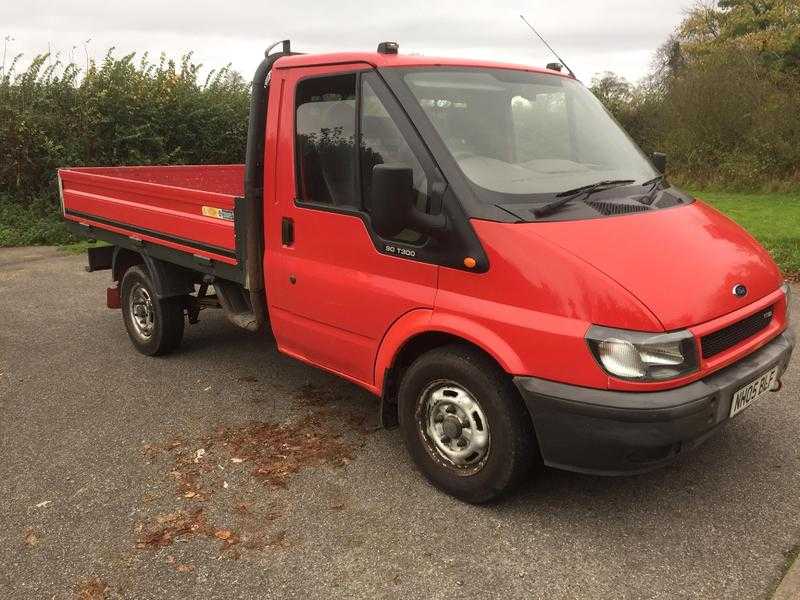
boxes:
[112,247,145,284]
[376,310,525,427]
[112,248,196,299]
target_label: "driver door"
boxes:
[266,65,443,387]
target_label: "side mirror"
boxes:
[370,164,446,239]
[652,152,667,174]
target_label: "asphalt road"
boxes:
[1,246,798,600]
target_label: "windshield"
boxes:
[401,68,658,200]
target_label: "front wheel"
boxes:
[121,265,185,356]
[397,344,540,503]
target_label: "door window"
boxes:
[294,72,438,245]
[295,74,358,208]
[360,79,431,244]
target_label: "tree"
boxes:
[680,0,800,71]
[589,72,633,114]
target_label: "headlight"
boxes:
[782,282,792,323]
[586,326,698,381]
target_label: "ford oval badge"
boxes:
[732,284,748,298]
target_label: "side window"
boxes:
[295,74,358,207]
[360,79,432,244]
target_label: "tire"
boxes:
[120,265,185,356]
[398,344,540,504]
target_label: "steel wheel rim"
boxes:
[129,284,155,340]
[416,380,491,474]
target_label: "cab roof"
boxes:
[274,51,569,78]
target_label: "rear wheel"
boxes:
[121,266,184,356]
[397,344,539,503]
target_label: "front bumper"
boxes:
[514,329,795,475]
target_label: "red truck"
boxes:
[60,41,794,503]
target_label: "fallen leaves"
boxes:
[214,528,241,551]
[74,576,109,600]
[23,528,38,546]
[141,444,160,461]
[154,412,355,502]
[136,509,211,548]
[211,415,354,488]
[167,451,213,502]
[135,391,364,566]
[136,508,242,558]
[165,555,194,572]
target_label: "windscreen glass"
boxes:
[402,69,658,199]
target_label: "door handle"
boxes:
[281,217,294,246]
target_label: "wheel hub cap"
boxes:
[129,284,155,339]
[419,382,490,470]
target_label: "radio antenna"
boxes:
[519,14,576,79]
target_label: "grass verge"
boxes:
[693,191,800,279]
[58,240,110,254]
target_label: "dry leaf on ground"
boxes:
[24,528,38,546]
[74,576,109,600]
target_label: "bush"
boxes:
[591,1,800,191]
[0,51,250,246]
[0,196,75,246]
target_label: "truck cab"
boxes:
[60,41,794,503]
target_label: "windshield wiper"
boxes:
[640,174,665,188]
[635,174,667,205]
[532,179,636,218]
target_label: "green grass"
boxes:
[693,191,800,279]
[58,240,109,254]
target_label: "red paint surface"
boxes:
[529,202,783,330]
[60,165,242,264]
[264,62,437,386]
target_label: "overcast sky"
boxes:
[2,0,691,84]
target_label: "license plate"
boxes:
[729,366,778,418]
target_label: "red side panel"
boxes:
[60,165,244,265]
[263,63,438,388]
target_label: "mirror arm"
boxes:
[409,210,447,234]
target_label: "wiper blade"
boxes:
[640,174,665,188]
[533,179,636,218]
[554,179,635,198]
[635,175,667,205]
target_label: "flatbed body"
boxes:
[61,165,248,282]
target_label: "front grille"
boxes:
[701,305,774,359]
